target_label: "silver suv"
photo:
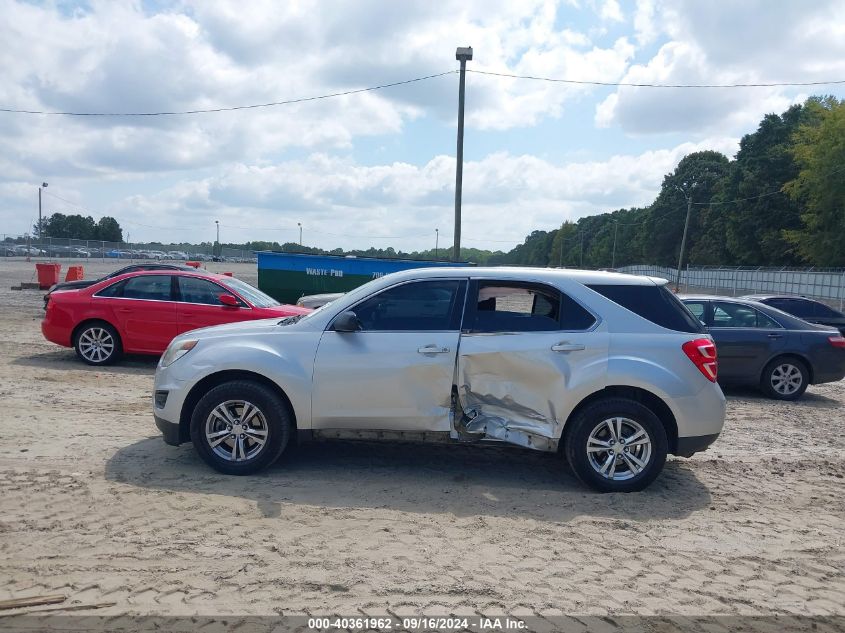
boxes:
[153,268,725,492]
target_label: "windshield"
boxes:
[221,277,280,308]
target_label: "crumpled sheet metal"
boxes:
[457,349,567,452]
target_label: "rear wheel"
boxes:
[761,357,808,400]
[73,322,122,365]
[190,381,292,475]
[564,398,668,493]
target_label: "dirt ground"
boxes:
[0,259,844,624]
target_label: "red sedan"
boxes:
[42,270,310,365]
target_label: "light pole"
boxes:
[298,222,302,247]
[453,46,472,262]
[38,182,48,239]
[674,184,696,292]
[215,220,220,258]
[435,228,439,259]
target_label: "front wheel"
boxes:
[564,398,668,493]
[761,357,808,400]
[190,381,292,475]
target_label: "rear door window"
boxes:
[467,281,595,333]
[587,284,704,333]
[712,302,781,329]
[120,275,174,301]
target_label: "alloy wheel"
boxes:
[77,327,115,363]
[586,417,653,481]
[204,400,269,462]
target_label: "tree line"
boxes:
[486,96,844,269]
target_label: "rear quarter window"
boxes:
[587,284,704,334]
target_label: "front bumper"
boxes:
[155,415,182,446]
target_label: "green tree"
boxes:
[637,151,731,266]
[95,217,123,242]
[720,104,811,265]
[41,213,97,239]
[784,97,845,266]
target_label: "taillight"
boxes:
[829,335,845,348]
[682,338,718,382]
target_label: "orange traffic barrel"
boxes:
[36,263,61,289]
[65,265,84,281]
[186,261,201,268]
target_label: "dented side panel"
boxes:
[456,330,609,450]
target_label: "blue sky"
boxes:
[1,0,844,251]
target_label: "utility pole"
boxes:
[298,222,302,246]
[453,46,473,262]
[579,231,584,268]
[674,185,695,292]
[215,220,219,257]
[611,220,619,269]
[38,182,48,240]
[435,228,439,260]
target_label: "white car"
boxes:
[153,267,725,492]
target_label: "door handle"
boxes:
[417,345,450,354]
[767,333,783,339]
[551,342,586,352]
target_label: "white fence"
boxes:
[619,265,845,310]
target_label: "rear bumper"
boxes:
[41,319,72,347]
[155,415,182,446]
[675,432,720,457]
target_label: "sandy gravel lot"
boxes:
[0,259,843,625]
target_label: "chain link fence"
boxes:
[1,235,256,263]
[618,265,845,310]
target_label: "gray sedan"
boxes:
[681,296,845,400]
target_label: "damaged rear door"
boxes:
[455,280,608,451]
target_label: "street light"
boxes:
[298,222,302,246]
[38,182,48,239]
[453,46,473,262]
[215,220,220,258]
[435,228,439,260]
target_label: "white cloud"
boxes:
[598,0,624,22]
[0,0,638,177]
[89,138,739,250]
[596,0,845,135]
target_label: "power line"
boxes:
[466,69,845,88]
[6,68,845,117]
[0,71,458,116]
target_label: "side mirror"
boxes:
[218,294,240,307]
[332,310,361,332]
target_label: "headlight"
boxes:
[161,339,198,367]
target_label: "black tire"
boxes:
[564,398,668,493]
[190,380,292,475]
[761,356,809,401]
[73,321,123,365]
